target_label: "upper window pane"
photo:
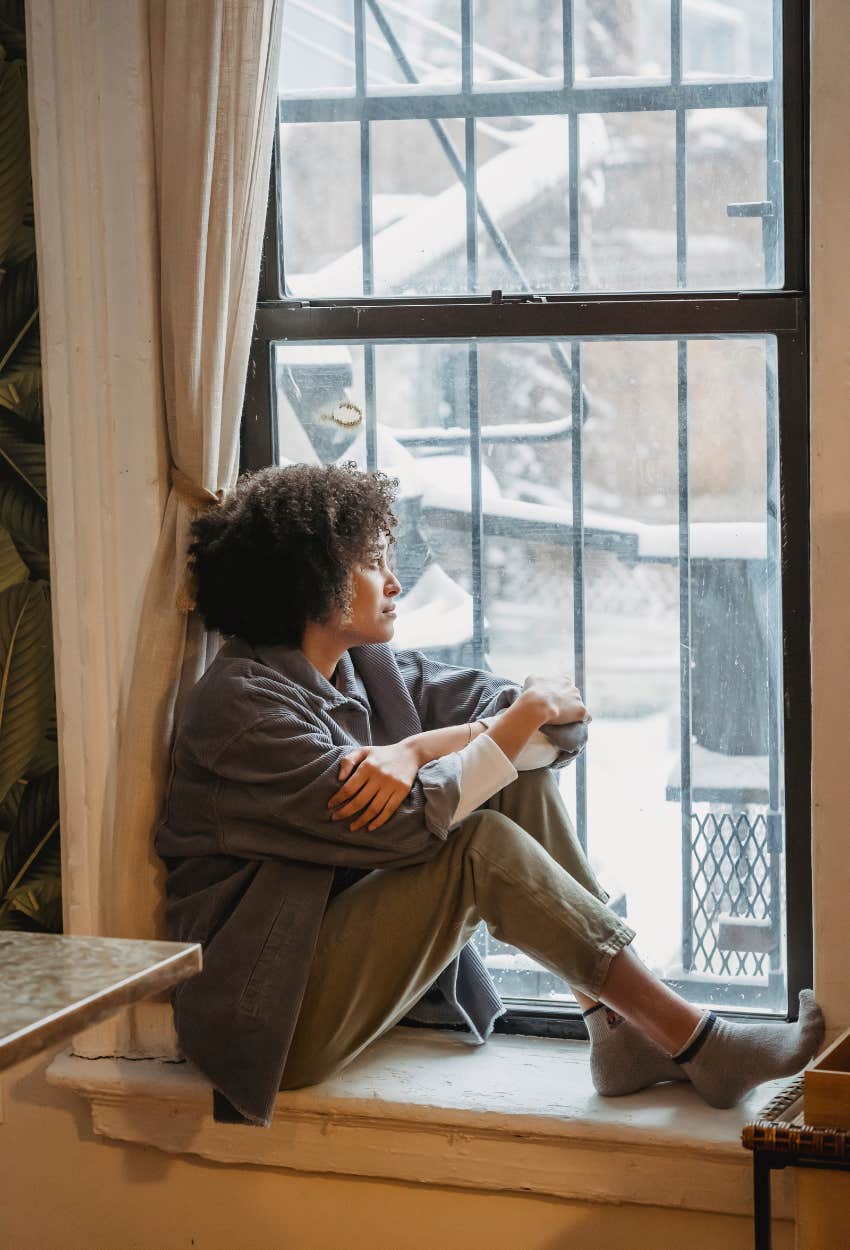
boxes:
[278,1,784,294]
[574,0,671,80]
[683,0,774,80]
[472,1,563,84]
[366,1,461,90]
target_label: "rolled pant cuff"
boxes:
[585,922,636,1000]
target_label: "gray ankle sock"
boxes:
[585,1004,687,1096]
[674,989,825,1109]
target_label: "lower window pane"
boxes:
[272,334,786,1015]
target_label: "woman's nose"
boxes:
[387,574,402,597]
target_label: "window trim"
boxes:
[242,0,811,1032]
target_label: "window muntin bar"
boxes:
[673,0,686,287]
[570,338,587,852]
[280,79,772,124]
[677,339,693,971]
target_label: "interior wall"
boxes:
[779,0,850,1242]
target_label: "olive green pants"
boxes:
[280,767,635,1089]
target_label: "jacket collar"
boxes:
[244,641,368,710]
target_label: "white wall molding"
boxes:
[47,1030,794,1221]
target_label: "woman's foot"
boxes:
[673,989,825,1109]
[585,1004,688,1096]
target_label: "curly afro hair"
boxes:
[188,462,399,646]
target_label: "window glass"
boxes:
[370,118,468,296]
[367,0,461,90]
[475,115,572,295]
[472,0,563,83]
[280,0,356,94]
[279,0,785,294]
[272,334,786,1012]
[687,107,773,289]
[683,0,774,79]
[281,121,362,295]
[573,0,671,80]
[579,111,677,291]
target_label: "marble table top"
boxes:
[0,932,202,1071]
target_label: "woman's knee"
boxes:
[456,808,529,859]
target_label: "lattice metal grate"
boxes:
[690,809,773,977]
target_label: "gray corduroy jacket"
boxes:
[155,639,587,1126]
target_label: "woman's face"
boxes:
[338,539,402,644]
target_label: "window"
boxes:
[243,0,810,1030]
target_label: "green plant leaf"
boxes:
[2,222,33,266]
[0,24,25,64]
[22,733,57,780]
[0,3,26,62]
[0,311,39,419]
[0,57,29,262]
[0,841,62,932]
[0,773,23,828]
[0,767,58,896]
[0,410,45,501]
[0,254,35,358]
[0,363,39,422]
[0,524,25,591]
[11,536,48,579]
[0,474,47,552]
[0,580,52,805]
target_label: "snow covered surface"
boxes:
[299,115,607,298]
[391,563,474,650]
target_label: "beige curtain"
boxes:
[103,0,284,938]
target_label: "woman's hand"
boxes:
[327,741,421,832]
[521,674,591,725]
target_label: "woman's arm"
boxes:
[403,719,489,767]
[393,648,589,767]
[402,696,553,768]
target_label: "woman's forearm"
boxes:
[404,721,488,767]
[405,691,552,768]
[483,692,550,762]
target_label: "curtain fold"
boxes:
[103,0,283,938]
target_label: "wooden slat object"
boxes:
[803,1026,850,1130]
[717,914,774,953]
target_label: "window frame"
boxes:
[242,0,811,1035]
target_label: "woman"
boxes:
[156,462,823,1128]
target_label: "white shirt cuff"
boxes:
[452,732,518,823]
[478,716,561,771]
